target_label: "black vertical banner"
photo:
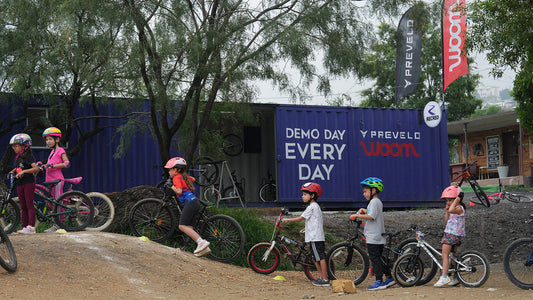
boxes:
[395,7,422,103]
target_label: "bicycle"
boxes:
[156,156,220,188]
[392,226,490,288]
[485,179,533,205]
[325,216,437,286]
[247,208,320,281]
[9,170,95,232]
[128,185,245,263]
[502,215,533,289]
[259,170,277,202]
[0,225,17,272]
[0,174,21,234]
[451,160,490,207]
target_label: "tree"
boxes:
[357,2,482,121]
[469,0,533,134]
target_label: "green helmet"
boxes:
[360,177,384,192]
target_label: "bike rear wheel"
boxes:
[53,191,94,231]
[326,242,369,285]
[303,255,320,281]
[0,227,16,272]
[85,192,115,232]
[247,242,280,274]
[456,250,490,287]
[189,157,219,187]
[505,192,533,203]
[0,198,21,234]
[503,238,533,289]
[129,198,176,243]
[259,183,277,202]
[200,214,245,263]
[392,253,424,287]
[396,238,438,285]
[470,181,490,207]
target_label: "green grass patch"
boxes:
[461,185,500,193]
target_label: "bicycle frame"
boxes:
[414,231,472,273]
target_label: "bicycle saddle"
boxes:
[42,177,83,187]
[199,198,214,207]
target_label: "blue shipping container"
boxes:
[275,105,449,208]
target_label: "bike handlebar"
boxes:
[453,160,478,174]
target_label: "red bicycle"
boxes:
[486,179,533,205]
[451,161,490,207]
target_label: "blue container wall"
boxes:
[0,98,161,193]
[276,105,450,208]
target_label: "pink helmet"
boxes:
[301,182,322,198]
[441,186,463,199]
[164,157,187,169]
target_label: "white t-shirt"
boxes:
[364,198,386,244]
[301,202,325,242]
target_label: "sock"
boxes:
[196,238,203,244]
[442,275,448,278]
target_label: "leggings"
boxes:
[17,182,36,227]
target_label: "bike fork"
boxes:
[262,241,276,262]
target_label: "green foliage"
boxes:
[469,105,502,118]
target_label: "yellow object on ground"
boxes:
[56,229,67,234]
[138,236,150,242]
[273,275,286,281]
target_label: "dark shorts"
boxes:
[309,241,326,261]
[179,199,200,226]
[441,232,462,246]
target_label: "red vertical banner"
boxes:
[442,0,468,92]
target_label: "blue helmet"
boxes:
[360,177,384,192]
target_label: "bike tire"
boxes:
[303,255,320,281]
[456,250,490,287]
[203,186,220,203]
[470,181,490,207]
[392,253,424,287]
[129,198,176,243]
[259,183,277,202]
[53,191,94,232]
[201,214,245,263]
[189,157,219,187]
[222,134,243,156]
[0,198,21,234]
[247,242,281,274]
[396,238,438,285]
[503,238,533,290]
[222,186,243,203]
[505,192,533,203]
[326,242,369,285]
[85,192,115,232]
[0,227,17,272]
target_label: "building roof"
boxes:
[447,110,518,135]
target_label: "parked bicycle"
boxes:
[486,179,533,205]
[326,216,437,286]
[259,170,277,202]
[156,156,220,188]
[452,161,490,207]
[0,225,16,272]
[129,185,245,263]
[393,226,489,287]
[247,208,319,281]
[0,174,21,234]
[503,215,533,290]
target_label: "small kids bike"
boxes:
[247,208,320,281]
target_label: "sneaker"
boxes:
[312,278,330,287]
[20,226,36,234]
[44,224,60,233]
[434,275,451,287]
[448,276,460,286]
[367,280,386,290]
[194,247,211,257]
[193,240,210,254]
[383,277,396,288]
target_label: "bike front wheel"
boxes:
[470,181,490,207]
[456,250,490,287]
[85,192,115,232]
[396,238,438,285]
[503,238,533,289]
[392,253,424,287]
[259,183,277,202]
[129,198,176,243]
[505,192,533,203]
[0,227,16,272]
[0,198,21,234]
[247,242,281,274]
[326,242,369,285]
[200,214,245,263]
[53,191,94,231]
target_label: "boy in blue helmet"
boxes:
[350,177,394,290]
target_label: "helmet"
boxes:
[9,133,32,146]
[441,185,463,199]
[42,127,62,138]
[360,177,384,192]
[164,157,187,169]
[301,182,322,198]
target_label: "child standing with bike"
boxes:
[434,185,466,287]
[165,157,211,257]
[9,133,39,234]
[41,127,70,233]
[281,182,330,287]
[350,177,395,290]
